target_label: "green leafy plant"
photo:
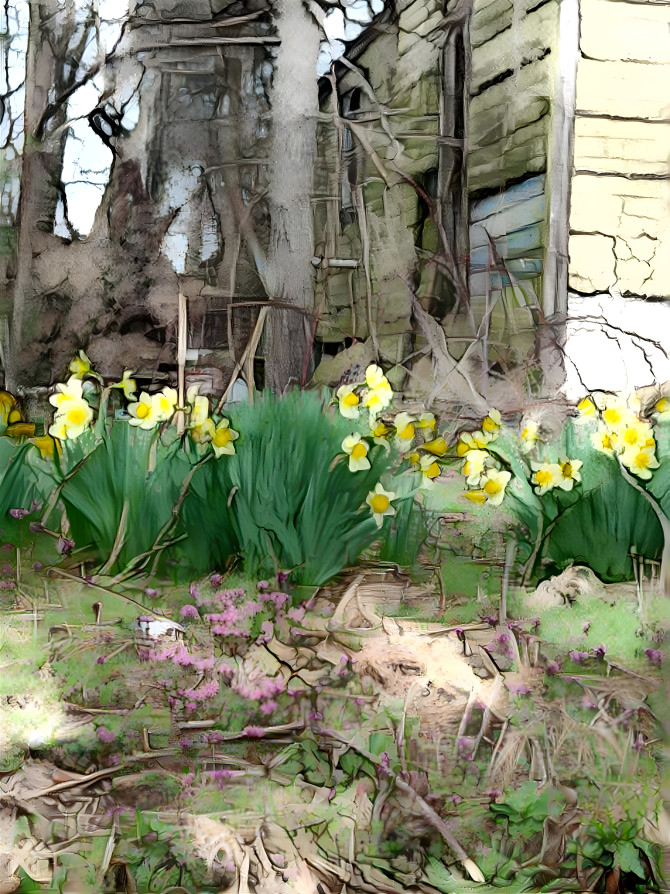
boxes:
[189,389,395,585]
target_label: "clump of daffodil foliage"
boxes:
[452,390,670,582]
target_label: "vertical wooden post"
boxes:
[176,291,187,434]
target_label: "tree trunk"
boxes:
[264,0,321,392]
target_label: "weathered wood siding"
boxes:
[568,0,670,297]
[468,0,559,194]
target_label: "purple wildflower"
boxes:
[569,650,589,665]
[96,726,115,743]
[210,573,223,588]
[287,606,306,622]
[243,725,266,738]
[256,580,270,592]
[457,736,475,760]
[478,612,498,625]
[1,565,13,575]
[256,619,274,645]
[545,660,562,675]
[57,537,75,555]
[0,580,15,590]
[309,710,323,721]
[645,648,665,667]
[144,588,158,599]
[9,508,29,519]
[29,522,45,534]
[582,696,597,710]
[582,620,591,634]
[204,731,225,744]
[260,700,278,715]
[1,544,12,552]
[592,644,607,659]
[97,656,106,665]
[32,561,43,571]
[277,570,290,584]
[180,604,200,619]
[632,734,647,752]
[450,794,464,806]
[189,582,202,605]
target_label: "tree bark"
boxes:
[264,0,321,392]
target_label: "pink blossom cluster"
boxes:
[178,678,220,703]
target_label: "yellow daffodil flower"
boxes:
[362,364,393,414]
[6,422,35,438]
[465,490,487,505]
[520,419,540,452]
[482,408,501,434]
[0,391,17,428]
[557,458,583,491]
[618,421,654,451]
[48,377,94,439]
[530,461,562,495]
[153,387,178,421]
[479,468,512,506]
[576,396,597,422]
[393,412,415,449]
[591,428,616,453]
[417,412,436,432]
[341,432,371,472]
[8,408,22,424]
[407,451,421,465]
[128,392,160,430]
[419,454,440,480]
[456,430,493,456]
[366,482,396,528]
[30,435,59,460]
[601,397,637,433]
[112,370,137,401]
[212,418,239,457]
[69,350,92,379]
[337,384,361,419]
[423,436,448,457]
[462,449,490,486]
[620,447,659,480]
[653,397,670,420]
[191,418,216,444]
[186,385,210,428]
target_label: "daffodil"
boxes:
[479,469,511,506]
[464,490,487,505]
[153,387,178,421]
[481,408,501,434]
[620,447,659,480]
[186,385,210,428]
[419,454,440,481]
[417,412,436,433]
[519,419,540,452]
[30,435,59,460]
[337,384,361,419]
[557,458,583,491]
[341,432,371,472]
[601,397,637,433]
[128,392,160,430]
[407,451,420,465]
[8,408,21,424]
[191,418,216,444]
[462,449,490,486]
[6,422,35,438]
[576,396,597,422]
[212,418,239,457]
[366,482,396,528]
[456,430,493,456]
[393,412,415,448]
[49,377,94,439]
[653,397,670,420]
[423,436,448,457]
[618,421,654,452]
[591,428,616,453]
[0,391,17,428]
[112,370,137,401]
[362,364,393,414]
[69,350,92,379]
[531,461,562,495]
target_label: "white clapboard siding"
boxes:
[469,175,546,295]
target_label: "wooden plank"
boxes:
[470,175,546,222]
